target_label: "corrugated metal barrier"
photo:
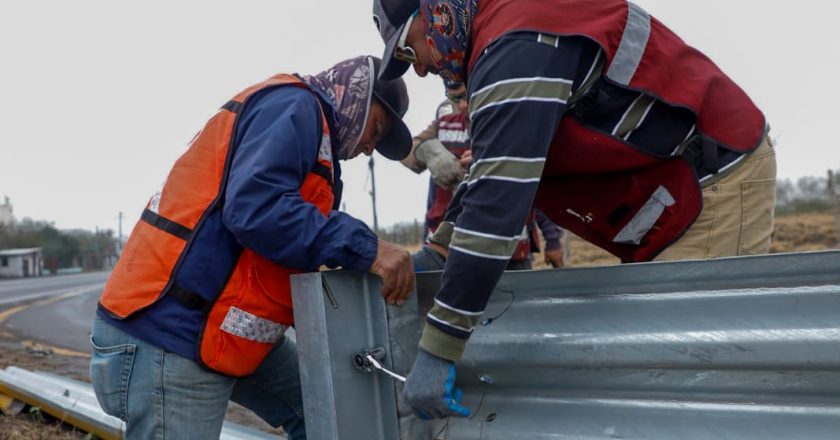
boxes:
[292,250,840,439]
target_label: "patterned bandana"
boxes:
[419,0,479,83]
[302,56,375,160]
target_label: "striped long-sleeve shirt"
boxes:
[420,32,735,362]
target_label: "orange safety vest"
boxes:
[99,75,334,376]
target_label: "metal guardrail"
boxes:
[0,367,123,439]
[292,272,404,440]
[292,251,840,439]
[0,367,284,439]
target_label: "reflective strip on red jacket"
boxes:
[468,0,766,262]
[470,0,765,153]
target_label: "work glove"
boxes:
[403,349,471,419]
[411,246,446,272]
[414,139,465,189]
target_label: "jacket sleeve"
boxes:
[420,34,597,362]
[223,86,377,272]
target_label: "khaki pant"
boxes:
[655,136,777,261]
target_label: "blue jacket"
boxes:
[99,84,378,360]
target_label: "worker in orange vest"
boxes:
[90,56,414,439]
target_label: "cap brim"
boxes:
[379,22,412,81]
[373,91,412,160]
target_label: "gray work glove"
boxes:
[403,349,471,419]
[411,246,446,272]
[414,139,465,189]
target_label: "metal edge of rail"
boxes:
[0,366,123,440]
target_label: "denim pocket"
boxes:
[90,336,136,421]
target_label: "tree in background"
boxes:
[775,172,839,215]
[70,228,118,270]
[0,218,117,273]
[828,170,840,246]
[376,219,424,247]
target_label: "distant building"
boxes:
[0,196,12,226]
[0,248,43,278]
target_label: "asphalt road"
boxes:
[0,271,109,353]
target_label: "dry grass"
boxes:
[0,410,88,440]
[770,212,838,253]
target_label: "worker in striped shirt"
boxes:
[404,79,567,270]
[373,0,776,419]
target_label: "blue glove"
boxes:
[403,349,471,419]
[411,246,446,272]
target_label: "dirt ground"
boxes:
[1,211,837,438]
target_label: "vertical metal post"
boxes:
[117,211,124,255]
[828,170,840,246]
[292,272,402,440]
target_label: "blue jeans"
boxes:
[90,316,305,439]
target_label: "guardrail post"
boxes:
[828,170,840,246]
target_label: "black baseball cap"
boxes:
[370,57,412,160]
[372,0,419,80]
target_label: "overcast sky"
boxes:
[1,1,838,233]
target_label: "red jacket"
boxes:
[470,0,765,261]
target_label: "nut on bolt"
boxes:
[353,346,387,373]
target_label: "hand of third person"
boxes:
[458,149,472,168]
[369,239,415,306]
[414,139,465,189]
[544,247,565,268]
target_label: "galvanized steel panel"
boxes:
[293,251,840,439]
[292,271,401,440]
